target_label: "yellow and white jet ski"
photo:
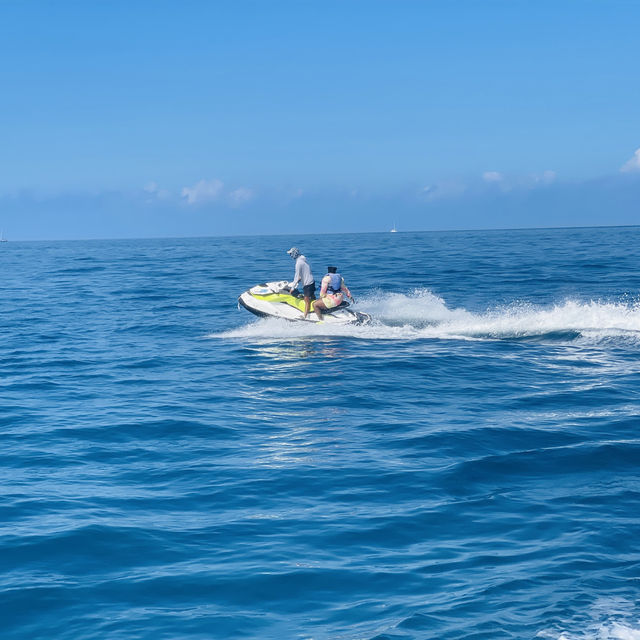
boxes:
[238,280,371,325]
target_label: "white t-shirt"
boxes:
[291,255,314,288]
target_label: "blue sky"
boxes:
[2,0,640,239]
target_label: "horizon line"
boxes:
[3,222,640,244]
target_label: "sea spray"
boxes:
[220,291,640,344]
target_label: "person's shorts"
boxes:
[322,292,343,309]
[302,282,316,299]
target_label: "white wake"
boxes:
[214,289,640,343]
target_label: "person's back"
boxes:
[286,247,315,318]
[314,266,353,320]
[294,255,314,287]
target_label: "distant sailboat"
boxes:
[390,223,397,233]
[0,230,7,242]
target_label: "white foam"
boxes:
[366,287,471,326]
[539,621,640,640]
[212,316,416,341]
[213,290,640,344]
[537,598,640,639]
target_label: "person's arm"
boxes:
[340,278,352,299]
[320,275,329,296]
[290,260,302,289]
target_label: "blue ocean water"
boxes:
[1,227,639,640]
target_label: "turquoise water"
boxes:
[1,227,640,639]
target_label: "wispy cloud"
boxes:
[481,170,556,190]
[6,170,640,240]
[227,187,254,207]
[419,181,467,201]
[181,178,224,204]
[143,181,170,200]
[533,170,556,184]
[482,171,504,183]
[621,148,640,173]
[181,178,255,207]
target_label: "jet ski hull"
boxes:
[238,281,371,325]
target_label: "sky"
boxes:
[1,0,640,240]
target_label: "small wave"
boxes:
[216,290,640,344]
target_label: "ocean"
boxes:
[1,227,639,639]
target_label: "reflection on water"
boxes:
[244,341,344,362]
[254,424,330,468]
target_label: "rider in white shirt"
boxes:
[286,247,316,318]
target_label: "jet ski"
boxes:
[238,280,371,325]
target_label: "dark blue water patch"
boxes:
[54,266,107,274]
[505,329,583,342]
[440,441,640,497]
[0,525,176,575]
[505,385,631,411]
[388,426,585,460]
[4,378,62,392]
